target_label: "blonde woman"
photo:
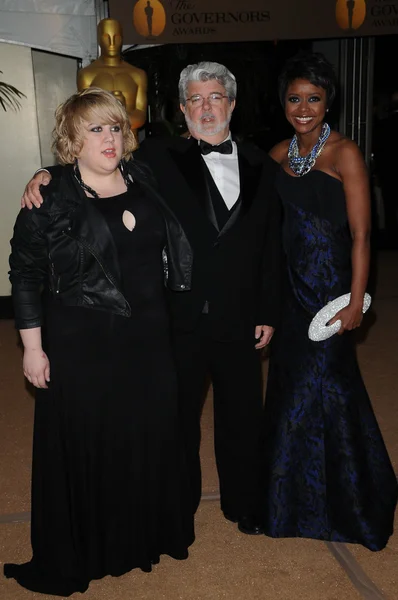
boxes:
[5,88,194,595]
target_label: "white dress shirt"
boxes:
[200,134,240,210]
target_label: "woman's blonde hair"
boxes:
[52,87,137,164]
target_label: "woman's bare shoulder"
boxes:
[328,130,361,156]
[268,139,290,164]
[324,131,365,172]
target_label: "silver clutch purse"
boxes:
[308,293,372,341]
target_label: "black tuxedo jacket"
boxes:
[135,136,282,341]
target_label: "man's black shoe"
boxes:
[223,512,239,523]
[237,516,264,535]
[223,513,264,535]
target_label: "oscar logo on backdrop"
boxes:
[133,0,166,39]
[336,0,367,30]
[77,18,148,144]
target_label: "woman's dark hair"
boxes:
[278,51,337,109]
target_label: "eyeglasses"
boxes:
[185,93,229,107]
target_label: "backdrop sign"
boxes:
[109,0,398,44]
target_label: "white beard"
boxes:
[185,109,232,137]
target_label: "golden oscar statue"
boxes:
[77,18,148,143]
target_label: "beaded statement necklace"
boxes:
[288,123,331,177]
[73,160,130,198]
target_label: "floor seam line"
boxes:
[0,512,31,524]
[325,541,387,600]
[0,497,223,523]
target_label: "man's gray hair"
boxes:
[179,61,237,105]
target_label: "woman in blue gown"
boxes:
[262,52,397,551]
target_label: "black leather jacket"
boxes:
[9,160,192,329]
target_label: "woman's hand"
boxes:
[328,303,363,335]
[23,348,50,388]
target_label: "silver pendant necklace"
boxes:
[288,123,331,177]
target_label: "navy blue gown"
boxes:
[262,168,397,551]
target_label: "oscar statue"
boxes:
[145,1,154,38]
[346,0,355,30]
[77,18,148,144]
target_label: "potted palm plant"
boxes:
[0,71,26,110]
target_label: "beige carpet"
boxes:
[1,251,398,600]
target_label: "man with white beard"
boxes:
[137,62,282,534]
[21,62,282,535]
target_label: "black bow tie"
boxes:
[199,139,233,155]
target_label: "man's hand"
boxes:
[23,348,50,389]
[254,325,274,349]
[21,171,51,209]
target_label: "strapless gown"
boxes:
[262,169,397,551]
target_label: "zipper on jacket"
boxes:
[49,255,61,294]
[62,229,131,315]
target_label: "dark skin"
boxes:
[270,78,371,334]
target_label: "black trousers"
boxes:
[172,317,264,516]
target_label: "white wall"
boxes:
[0,41,42,296]
[32,50,78,167]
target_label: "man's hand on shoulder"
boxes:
[22,170,52,210]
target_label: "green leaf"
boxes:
[0,71,27,111]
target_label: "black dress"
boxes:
[5,187,194,595]
[262,169,397,551]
